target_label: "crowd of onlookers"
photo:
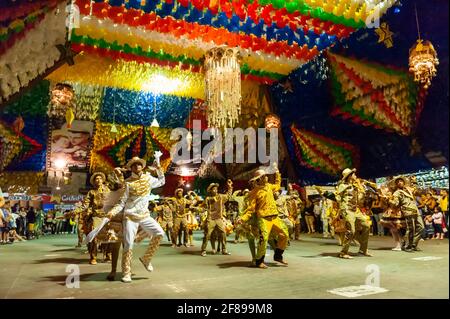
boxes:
[0,201,77,245]
[304,188,448,240]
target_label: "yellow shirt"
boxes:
[440,196,448,212]
[241,172,281,222]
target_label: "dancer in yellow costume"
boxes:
[237,163,289,269]
[335,168,372,259]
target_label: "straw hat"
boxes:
[90,172,106,186]
[341,168,356,180]
[175,188,184,196]
[207,183,219,193]
[249,169,266,182]
[126,156,146,170]
[394,176,407,184]
[242,189,250,195]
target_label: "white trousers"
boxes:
[123,216,165,251]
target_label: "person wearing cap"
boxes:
[106,154,166,283]
[73,171,110,264]
[236,163,289,268]
[200,180,233,256]
[388,176,424,252]
[274,190,294,239]
[335,168,372,259]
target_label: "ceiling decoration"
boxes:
[291,124,359,176]
[328,52,425,136]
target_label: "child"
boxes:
[431,207,445,240]
[424,215,435,239]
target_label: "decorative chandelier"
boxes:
[408,4,439,89]
[204,47,242,130]
[409,40,439,89]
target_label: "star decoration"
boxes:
[281,79,294,94]
[56,41,76,66]
[375,22,393,48]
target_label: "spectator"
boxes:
[313,199,322,233]
[26,207,36,239]
[35,208,45,238]
[439,189,448,229]
[45,211,55,234]
[423,215,435,239]
[8,210,26,243]
[371,195,384,236]
[54,209,64,234]
[304,199,315,234]
[431,207,445,240]
[0,199,12,244]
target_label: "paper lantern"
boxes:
[409,39,439,89]
[265,113,281,130]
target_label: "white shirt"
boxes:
[110,170,165,221]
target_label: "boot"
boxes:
[107,243,120,281]
[139,236,162,272]
[274,248,288,265]
[121,250,133,283]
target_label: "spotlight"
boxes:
[54,158,66,170]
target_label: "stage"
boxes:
[0,233,448,299]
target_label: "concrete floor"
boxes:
[0,233,448,299]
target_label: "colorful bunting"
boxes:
[291,125,359,176]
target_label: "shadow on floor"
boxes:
[33,257,85,264]
[300,252,341,258]
[40,272,149,285]
[215,261,255,268]
[51,248,78,252]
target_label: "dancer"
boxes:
[335,168,372,259]
[237,163,289,269]
[200,181,232,256]
[388,176,424,252]
[170,188,191,247]
[155,198,174,243]
[274,190,294,239]
[74,172,110,265]
[106,154,165,283]
[286,183,303,240]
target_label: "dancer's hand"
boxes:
[114,167,124,177]
[154,150,163,167]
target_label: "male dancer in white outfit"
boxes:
[107,152,165,283]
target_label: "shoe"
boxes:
[257,263,268,269]
[412,247,422,252]
[121,274,132,283]
[89,259,97,265]
[338,253,353,259]
[171,244,176,248]
[183,244,188,247]
[201,251,207,257]
[106,272,116,281]
[404,247,413,252]
[139,257,153,272]
[222,251,231,255]
[392,247,402,251]
[274,257,288,265]
[358,251,373,257]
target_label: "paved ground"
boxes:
[0,233,448,299]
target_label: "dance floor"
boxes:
[0,233,448,299]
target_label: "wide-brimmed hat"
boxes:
[341,168,356,180]
[175,188,184,195]
[242,189,250,195]
[249,169,266,182]
[207,183,219,193]
[126,156,146,170]
[90,172,106,186]
[393,176,407,184]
